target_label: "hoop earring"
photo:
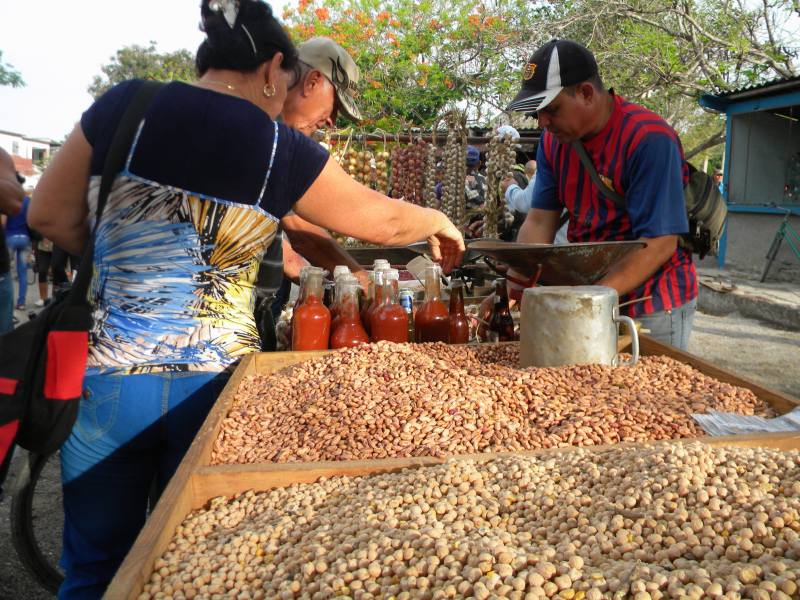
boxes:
[262,82,276,98]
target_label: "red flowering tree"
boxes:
[283,0,543,129]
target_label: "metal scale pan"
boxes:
[465,240,646,286]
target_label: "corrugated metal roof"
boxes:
[714,74,800,101]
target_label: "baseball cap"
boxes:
[466,146,480,166]
[298,37,362,122]
[506,39,598,113]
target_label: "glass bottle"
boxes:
[488,278,516,342]
[332,265,351,281]
[399,289,415,342]
[371,276,410,343]
[448,280,470,344]
[360,270,376,335]
[364,269,388,337]
[330,280,369,349]
[292,267,331,350]
[288,265,313,341]
[331,274,358,328]
[414,264,450,343]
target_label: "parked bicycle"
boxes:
[760,206,800,282]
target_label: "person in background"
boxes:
[33,237,53,307]
[502,159,537,216]
[0,149,23,333]
[4,174,30,310]
[465,145,486,208]
[51,245,82,293]
[28,2,462,596]
[505,39,697,349]
[713,168,723,195]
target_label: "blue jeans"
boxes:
[7,233,30,306]
[635,297,697,351]
[59,370,229,600]
[0,273,13,333]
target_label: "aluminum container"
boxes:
[519,285,639,368]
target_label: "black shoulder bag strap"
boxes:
[67,81,165,307]
[571,140,626,208]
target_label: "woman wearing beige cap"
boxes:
[28,1,463,596]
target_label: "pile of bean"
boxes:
[211,343,772,465]
[143,443,800,599]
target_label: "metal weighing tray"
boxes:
[466,240,646,286]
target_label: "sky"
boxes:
[0,0,287,141]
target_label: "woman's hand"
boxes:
[426,218,465,274]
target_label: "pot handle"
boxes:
[614,311,639,367]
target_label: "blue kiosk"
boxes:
[700,77,800,275]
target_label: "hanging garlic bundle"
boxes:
[439,113,467,226]
[375,148,391,194]
[424,142,438,209]
[483,133,517,239]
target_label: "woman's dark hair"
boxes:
[196,0,298,76]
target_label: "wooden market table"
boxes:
[105,336,800,599]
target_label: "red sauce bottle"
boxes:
[292,268,331,350]
[330,280,369,349]
[371,277,410,343]
[288,265,313,343]
[448,280,470,344]
[364,269,386,337]
[414,264,450,343]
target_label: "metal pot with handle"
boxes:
[519,286,639,368]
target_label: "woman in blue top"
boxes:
[29,1,463,597]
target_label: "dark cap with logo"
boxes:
[506,39,598,113]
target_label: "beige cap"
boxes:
[298,37,362,122]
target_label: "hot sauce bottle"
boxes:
[448,280,470,344]
[414,264,450,343]
[488,278,516,342]
[331,268,353,322]
[371,275,410,343]
[288,265,313,342]
[330,279,369,349]
[292,267,331,350]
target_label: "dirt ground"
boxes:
[1,310,798,599]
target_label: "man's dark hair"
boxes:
[195,0,298,76]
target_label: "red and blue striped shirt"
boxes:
[532,94,698,317]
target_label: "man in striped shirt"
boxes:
[507,39,697,349]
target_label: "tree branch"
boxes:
[685,129,725,160]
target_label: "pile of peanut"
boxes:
[212,343,771,465]
[143,443,800,599]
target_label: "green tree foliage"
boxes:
[283,0,797,156]
[88,42,196,99]
[282,0,545,130]
[0,50,25,87]
[545,0,798,157]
